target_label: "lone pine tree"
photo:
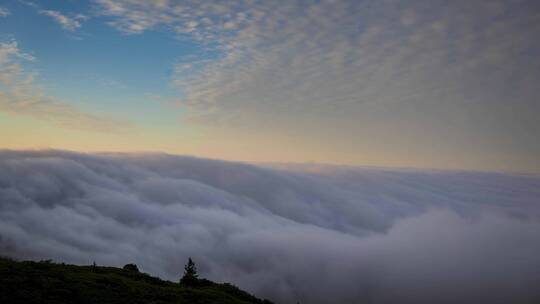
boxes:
[180,257,199,286]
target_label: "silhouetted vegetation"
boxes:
[179,257,199,287]
[0,257,274,304]
[122,263,140,272]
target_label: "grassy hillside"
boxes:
[0,257,274,304]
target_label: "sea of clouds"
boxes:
[0,150,539,303]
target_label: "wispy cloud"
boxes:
[39,10,88,31]
[0,7,10,17]
[18,0,88,31]
[0,40,132,132]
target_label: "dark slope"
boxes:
[0,258,274,304]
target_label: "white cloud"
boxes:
[0,150,539,303]
[0,40,131,132]
[0,7,10,17]
[0,40,35,63]
[39,10,87,31]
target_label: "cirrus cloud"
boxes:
[39,10,88,31]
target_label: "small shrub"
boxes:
[123,264,140,272]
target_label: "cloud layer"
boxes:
[92,0,540,172]
[1,150,539,303]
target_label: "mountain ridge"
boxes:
[0,257,274,304]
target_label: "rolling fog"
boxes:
[0,150,539,303]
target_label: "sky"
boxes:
[0,0,539,173]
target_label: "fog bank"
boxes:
[0,150,539,303]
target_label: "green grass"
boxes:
[0,257,274,304]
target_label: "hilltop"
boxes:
[0,257,274,304]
